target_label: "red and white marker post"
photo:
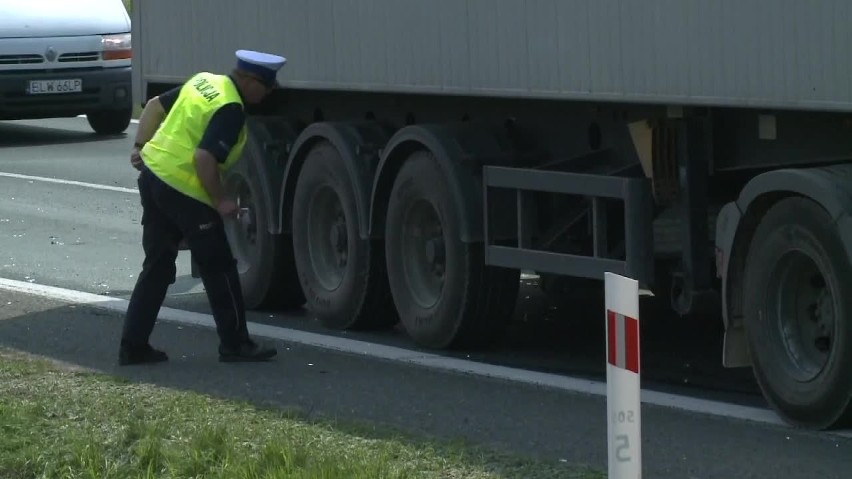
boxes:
[604,272,642,479]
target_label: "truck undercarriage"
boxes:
[156,85,852,430]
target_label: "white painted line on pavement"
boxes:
[0,171,138,194]
[1,276,851,437]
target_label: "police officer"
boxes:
[119,50,285,365]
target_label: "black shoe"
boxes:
[218,339,277,362]
[118,343,168,366]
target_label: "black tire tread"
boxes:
[353,238,398,329]
[387,150,519,349]
[293,141,396,330]
[87,109,132,135]
[260,233,306,309]
[453,243,520,349]
[744,196,852,429]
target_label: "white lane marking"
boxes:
[76,114,138,124]
[0,171,138,194]
[0,276,850,437]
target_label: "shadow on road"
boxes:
[0,121,125,148]
[461,277,761,400]
[163,275,762,404]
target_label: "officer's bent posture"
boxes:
[119,50,286,365]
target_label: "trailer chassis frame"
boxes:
[483,165,655,288]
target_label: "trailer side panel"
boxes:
[135,0,852,111]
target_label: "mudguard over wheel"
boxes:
[743,197,852,429]
[385,150,520,349]
[292,141,397,329]
[223,157,305,311]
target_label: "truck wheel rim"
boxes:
[767,250,835,382]
[307,185,347,291]
[228,178,257,275]
[400,199,445,309]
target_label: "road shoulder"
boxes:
[0,289,850,478]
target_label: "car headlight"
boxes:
[102,33,131,60]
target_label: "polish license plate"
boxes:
[27,78,83,95]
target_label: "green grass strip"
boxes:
[0,349,602,478]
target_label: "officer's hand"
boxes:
[130,147,143,170]
[216,199,238,217]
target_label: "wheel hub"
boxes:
[223,177,260,275]
[307,186,347,291]
[329,217,348,268]
[401,200,446,309]
[425,236,445,276]
[238,205,255,241]
[811,288,833,353]
[769,251,835,382]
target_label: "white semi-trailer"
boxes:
[132,0,852,430]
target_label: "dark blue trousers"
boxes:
[121,166,248,349]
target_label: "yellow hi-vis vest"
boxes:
[141,72,247,208]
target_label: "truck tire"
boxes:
[223,168,305,310]
[385,150,519,349]
[87,108,132,135]
[743,197,852,429]
[292,141,396,329]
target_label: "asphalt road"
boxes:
[1,117,851,478]
[0,118,198,297]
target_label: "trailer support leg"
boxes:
[671,118,719,317]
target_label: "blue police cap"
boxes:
[235,49,286,87]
